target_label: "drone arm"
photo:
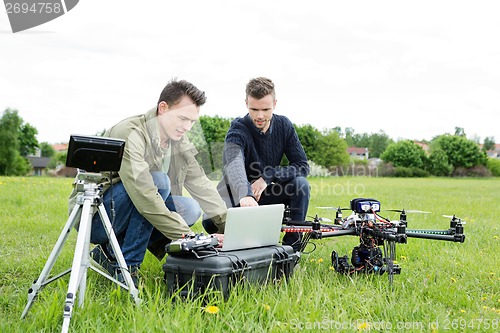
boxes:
[364,228,407,243]
[406,231,465,243]
[320,229,357,238]
[282,220,315,227]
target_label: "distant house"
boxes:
[27,156,51,176]
[414,141,430,154]
[347,147,369,160]
[481,143,500,158]
[51,142,78,177]
[52,143,68,152]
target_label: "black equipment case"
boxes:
[163,245,297,299]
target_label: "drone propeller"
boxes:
[305,215,333,223]
[316,206,351,211]
[386,209,431,214]
[443,215,467,224]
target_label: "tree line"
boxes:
[187,115,499,178]
[1,108,499,177]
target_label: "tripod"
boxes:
[21,172,140,333]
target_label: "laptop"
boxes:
[220,204,285,252]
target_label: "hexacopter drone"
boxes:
[281,198,466,284]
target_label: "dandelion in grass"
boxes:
[263,304,271,311]
[357,322,369,330]
[317,258,324,263]
[329,266,335,271]
[460,309,466,313]
[204,305,220,315]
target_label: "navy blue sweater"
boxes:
[219,113,309,203]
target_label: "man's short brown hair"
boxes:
[245,77,276,100]
[158,79,207,107]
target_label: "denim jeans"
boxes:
[257,176,310,250]
[257,176,310,221]
[91,172,202,266]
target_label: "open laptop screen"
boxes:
[220,204,284,252]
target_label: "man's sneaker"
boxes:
[90,245,139,288]
[90,245,116,276]
[116,265,140,288]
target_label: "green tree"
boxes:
[41,142,57,169]
[431,134,487,169]
[381,140,427,168]
[428,148,453,176]
[487,158,500,177]
[315,129,349,168]
[344,127,355,147]
[187,115,231,176]
[369,131,393,158]
[483,136,495,151]
[295,124,322,163]
[0,110,20,174]
[0,108,34,175]
[454,127,466,137]
[351,132,371,148]
[39,142,56,158]
[201,115,231,173]
[332,126,342,136]
[345,129,393,158]
[18,123,39,156]
[47,151,67,170]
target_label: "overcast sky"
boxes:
[1,0,499,144]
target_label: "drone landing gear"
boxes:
[331,241,401,284]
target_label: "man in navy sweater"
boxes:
[205,77,310,251]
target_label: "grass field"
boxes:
[1,176,499,332]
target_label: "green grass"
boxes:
[1,176,499,332]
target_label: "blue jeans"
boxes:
[257,176,310,221]
[91,172,202,266]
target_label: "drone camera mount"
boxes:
[350,198,381,214]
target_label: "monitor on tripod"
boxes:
[65,135,126,173]
[21,134,139,333]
